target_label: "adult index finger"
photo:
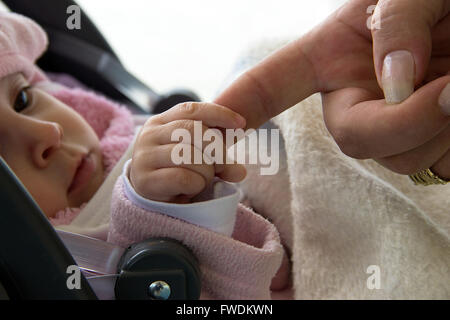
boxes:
[214,36,319,129]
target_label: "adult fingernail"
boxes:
[382,50,415,104]
[439,83,450,115]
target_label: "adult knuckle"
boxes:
[139,124,156,139]
[146,114,163,126]
[178,102,198,115]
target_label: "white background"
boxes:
[75,0,348,101]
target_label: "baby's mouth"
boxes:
[68,153,96,196]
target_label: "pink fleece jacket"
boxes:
[0,11,288,299]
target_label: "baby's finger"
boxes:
[142,144,215,187]
[152,102,246,129]
[136,167,207,202]
[155,120,235,167]
[215,163,247,183]
[152,120,210,148]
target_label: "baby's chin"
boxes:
[46,203,87,226]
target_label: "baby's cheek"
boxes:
[27,182,69,218]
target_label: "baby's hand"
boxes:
[130,102,247,203]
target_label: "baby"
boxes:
[0,12,291,299]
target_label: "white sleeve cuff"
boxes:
[121,159,240,236]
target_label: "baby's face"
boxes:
[0,73,104,218]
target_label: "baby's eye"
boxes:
[14,86,31,112]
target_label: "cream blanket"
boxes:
[234,41,450,300]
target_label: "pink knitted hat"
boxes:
[0,11,48,81]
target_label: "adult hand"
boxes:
[214,0,450,179]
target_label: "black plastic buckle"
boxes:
[114,238,201,300]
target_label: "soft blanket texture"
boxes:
[233,40,450,299]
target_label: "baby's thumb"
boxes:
[371,0,450,104]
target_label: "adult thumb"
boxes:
[371,0,450,104]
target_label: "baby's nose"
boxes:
[31,122,63,168]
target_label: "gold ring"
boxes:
[409,168,450,186]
